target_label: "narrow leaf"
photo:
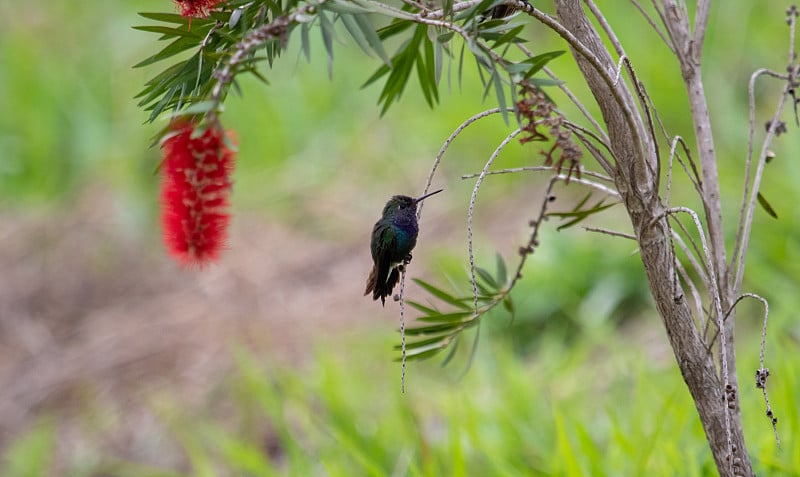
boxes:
[475,267,498,289]
[132,25,199,38]
[495,252,507,286]
[318,10,335,79]
[492,68,508,123]
[757,192,779,219]
[440,334,460,366]
[354,14,391,66]
[406,300,440,315]
[404,322,464,336]
[413,279,472,310]
[341,13,375,58]
[416,311,474,323]
[300,22,311,62]
[138,12,189,24]
[395,335,449,351]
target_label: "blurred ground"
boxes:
[0,180,535,464]
[0,186,375,458]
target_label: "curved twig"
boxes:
[468,129,523,312]
[418,108,506,219]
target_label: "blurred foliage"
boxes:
[3,333,798,476]
[1,0,800,475]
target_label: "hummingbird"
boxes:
[364,189,443,305]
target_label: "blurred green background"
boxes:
[1,1,799,475]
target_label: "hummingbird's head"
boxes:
[382,195,415,218]
[381,189,443,218]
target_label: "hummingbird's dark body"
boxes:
[365,189,443,305]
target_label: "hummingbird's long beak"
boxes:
[414,188,444,204]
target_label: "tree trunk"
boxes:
[553,2,753,475]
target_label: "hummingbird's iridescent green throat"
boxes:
[364,189,443,305]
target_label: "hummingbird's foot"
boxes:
[403,254,413,265]
[397,264,405,273]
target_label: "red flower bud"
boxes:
[173,0,223,18]
[159,120,235,266]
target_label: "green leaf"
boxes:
[354,14,391,66]
[434,34,444,85]
[318,10,335,79]
[549,198,619,231]
[341,13,375,59]
[460,0,498,23]
[321,0,374,14]
[377,18,414,40]
[490,24,525,49]
[757,192,779,219]
[395,335,450,351]
[404,346,446,360]
[404,322,465,336]
[301,22,311,62]
[440,334,460,366]
[138,12,190,24]
[492,68,508,123]
[413,279,472,310]
[503,296,515,320]
[169,100,220,118]
[475,267,498,290]
[133,36,198,68]
[437,31,456,43]
[416,311,474,323]
[521,50,565,79]
[362,63,391,88]
[530,77,565,87]
[132,25,199,39]
[406,300,440,315]
[495,252,508,286]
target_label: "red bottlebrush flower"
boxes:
[159,120,236,266]
[173,0,223,18]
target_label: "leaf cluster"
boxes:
[402,253,513,362]
[134,0,564,127]
[135,1,300,123]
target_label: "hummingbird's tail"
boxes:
[364,264,400,306]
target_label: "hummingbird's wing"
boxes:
[367,221,398,304]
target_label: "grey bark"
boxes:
[552,1,752,475]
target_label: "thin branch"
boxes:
[400,0,426,11]
[584,0,626,58]
[468,129,523,313]
[517,41,609,142]
[629,0,675,54]
[668,215,708,286]
[664,135,703,207]
[692,0,711,58]
[462,166,619,196]
[461,165,614,183]
[731,68,793,293]
[673,250,706,333]
[664,206,730,456]
[617,54,662,191]
[418,107,505,219]
[650,0,675,49]
[398,268,408,393]
[545,66,609,142]
[564,122,616,176]
[207,4,318,121]
[723,293,779,446]
[583,226,636,240]
[527,3,649,158]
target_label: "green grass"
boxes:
[4,325,796,476]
